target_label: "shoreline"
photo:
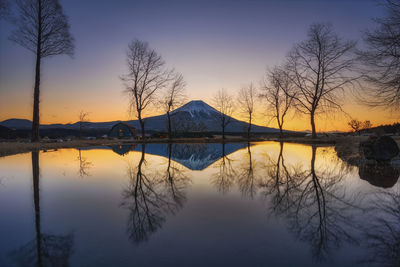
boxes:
[0,136,398,158]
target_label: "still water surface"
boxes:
[0,142,399,267]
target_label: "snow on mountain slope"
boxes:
[171,100,219,118]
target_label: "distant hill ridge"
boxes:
[0,100,279,133]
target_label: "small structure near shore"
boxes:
[108,123,138,139]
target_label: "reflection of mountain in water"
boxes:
[131,143,248,170]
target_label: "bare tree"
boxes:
[10,151,74,266]
[285,23,357,138]
[10,0,74,142]
[160,73,187,139]
[211,143,236,194]
[362,120,372,130]
[77,149,92,178]
[348,119,362,133]
[358,0,400,111]
[261,66,295,138]
[237,144,258,199]
[78,110,90,139]
[237,83,257,139]
[121,145,184,243]
[212,89,234,141]
[261,145,362,261]
[121,39,172,139]
[361,189,400,266]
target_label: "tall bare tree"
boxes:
[261,67,295,138]
[10,0,74,142]
[212,88,234,141]
[121,39,172,139]
[285,23,357,138]
[160,73,187,139]
[237,83,257,139]
[359,0,400,111]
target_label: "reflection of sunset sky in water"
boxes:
[0,142,399,266]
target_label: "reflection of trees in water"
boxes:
[163,144,191,208]
[77,149,93,178]
[259,142,307,215]
[237,144,259,199]
[10,151,74,267]
[121,144,189,244]
[211,143,236,194]
[260,144,362,262]
[361,188,400,266]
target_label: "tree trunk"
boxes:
[167,111,172,140]
[222,116,225,141]
[279,125,283,139]
[32,0,42,142]
[310,111,317,139]
[247,114,252,140]
[139,118,145,140]
[32,150,42,266]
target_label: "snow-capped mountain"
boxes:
[0,100,279,133]
[171,100,218,117]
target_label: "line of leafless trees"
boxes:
[121,39,187,139]
[224,2,400,139]
[5,0,400,141]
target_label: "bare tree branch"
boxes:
[285,23,357,138]
[121,39,173,139]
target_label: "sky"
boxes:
[0,0,397,132]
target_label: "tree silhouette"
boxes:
[285,23,357,138]
[162,144,191,209]
[77,149,92,178]
[121,145,187,243]
[237,84,257,139]
[237,144,258,199]
[261,67,295,138]
[9,151,74,267]
[211,143,237,194]
[212,89,234,141]
[260,145,362,262]
[78,111,90,139]
[359,0,400,111]
[121,40,172,139]
[361,188,400,266]
[10,0,74,142]
[259,142,306,215]
[160,74,187,139]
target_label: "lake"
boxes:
[0,141,399,267]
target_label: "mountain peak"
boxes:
[173,100,218,116]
